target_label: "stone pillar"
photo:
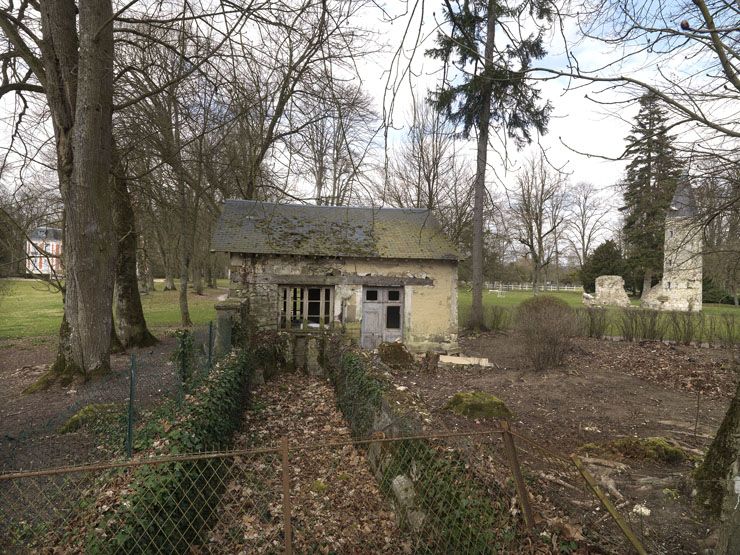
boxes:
[214,299,244,357]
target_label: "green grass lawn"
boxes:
[0,278,220,339]
[2,278,737,341]
[458,287,738,341]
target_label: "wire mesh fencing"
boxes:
[1,322,215,473]
[0,427,658,554]
[0,431,535,553]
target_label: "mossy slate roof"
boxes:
[211,200,459,261]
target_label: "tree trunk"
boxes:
[193,263,204,295]
[110,308,124,354]
[469,6,496,331]
[695,375,740,532]
[178,181,193,327]
[40,0,116,379]
[112,157,158,348]
[164,271,176,291]
[717,456,740,554]
[641,269,653,298]
[206,255,216,289]
[137,235,154,293]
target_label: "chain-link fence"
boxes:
[1,323,215,472]
[0,429,653,553]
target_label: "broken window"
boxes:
[386,306,401,329]
[279,286,333,330]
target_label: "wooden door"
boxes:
[361,287,403,349]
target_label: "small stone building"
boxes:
[211,200,459,352]
[642,176,703,312]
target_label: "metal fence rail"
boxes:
[0,428,649,554]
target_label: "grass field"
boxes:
[458,288,739,341]
[0,279,220,339]
[1,278,737,341]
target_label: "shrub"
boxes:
[717,313,737,348]
[577,307,608,339]
[484,305,511,333]
[514,295,576,371]
[618,308,640,341]
[636,309,666,341]
[323,337,521,551]
[668,311,702,345]
[84,349,260,553]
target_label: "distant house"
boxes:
[26,227,63,276]
[211,200,459,352]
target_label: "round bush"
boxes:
[514,295,576,371]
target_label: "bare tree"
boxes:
[506,154,568,292]
[565,181,611,270]
[376,99,475,248]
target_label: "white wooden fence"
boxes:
[459,281,583,292]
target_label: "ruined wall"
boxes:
[643,219,703,312]
[583,275,631,308]
[227,253,458,352]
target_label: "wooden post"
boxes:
[500,420,534,530]
[571,455,648,555]
[281,436,292,554]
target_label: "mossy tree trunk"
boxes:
[696,368,740,553]
[112,153,158,348]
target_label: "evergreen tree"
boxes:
[426,0,552,329]
[620,92,683,295]
[580,240,625,293]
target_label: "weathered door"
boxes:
[360,287,403,349]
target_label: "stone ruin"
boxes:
[583,275,631,308]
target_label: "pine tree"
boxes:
[426,0,552,329]
[620,92,683,295]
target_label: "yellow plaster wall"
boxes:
[228,254,458,351]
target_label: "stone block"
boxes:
[583,275,631,308]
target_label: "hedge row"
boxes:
[322,336,520,553]
[81,349,257,553]
[469,302,738,346]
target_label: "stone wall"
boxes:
[583,275,631,308]
[643,218,702,312]
[225,253,458,352]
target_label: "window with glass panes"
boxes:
[279,286,333,330]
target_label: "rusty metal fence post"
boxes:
[499,420,534,530]
[571,455,648,555]
[281,436,292,554]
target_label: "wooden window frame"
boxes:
[278,285,334,331]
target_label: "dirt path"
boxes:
[207,374,407,554]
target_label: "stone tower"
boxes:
[642,175,703,312]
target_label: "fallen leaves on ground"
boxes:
[207,374,405,554]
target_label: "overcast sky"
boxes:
[355,1,646,213]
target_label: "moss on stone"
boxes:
[580,436,686,464]
[378,342,415,370]
[58,403,121,433]
[446,391,513,420]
